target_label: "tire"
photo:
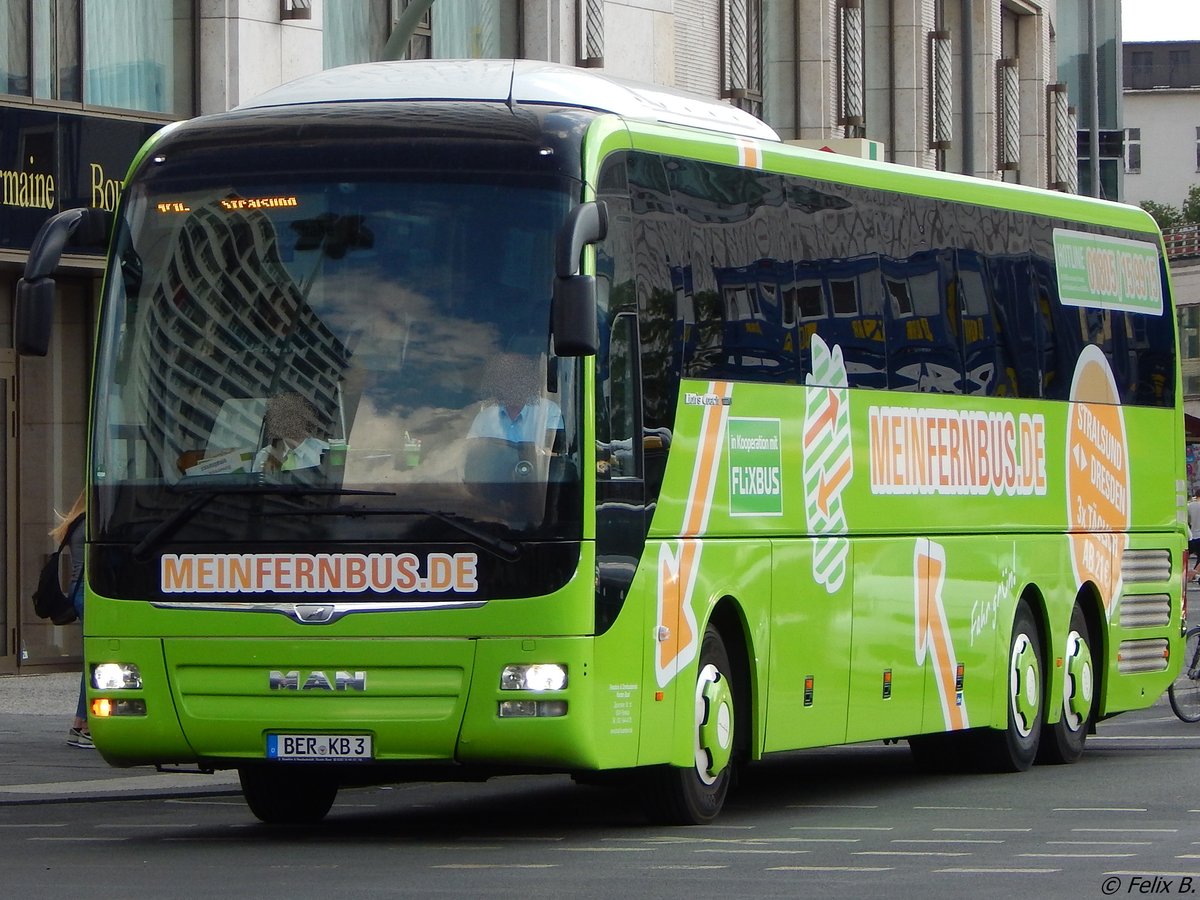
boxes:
[1037,604,1095,764]
[977,601,1043,772]
[1168,627,1200,724]
[642,626,736,825]
[239,766,338,824]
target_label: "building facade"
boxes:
[1121,39,1200,486]
[2,0,1080,671]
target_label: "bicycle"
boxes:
[1168,625,1200,723]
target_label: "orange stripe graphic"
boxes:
[657,382,731,684]
[915,541,968,731]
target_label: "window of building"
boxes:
[721,0,763,118]
[5,1,193,115]
[84,0,192,114]
[1179,305,1200,395]
[1125,128,1141,174]
[1196,126,1200,171]
[325,0,517,67]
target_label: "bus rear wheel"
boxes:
[978,600,1043,772]
[1037,604,1095,765]
[642,626,735,825]
[239,766,338,824]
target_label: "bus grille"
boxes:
[1121,549,1172,584]
[1119,593,1172,628]
[1116,638,1170,674]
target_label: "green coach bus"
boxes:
[16,60,1184,825]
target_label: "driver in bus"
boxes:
[254,392,330,473]
[464,352,563,481]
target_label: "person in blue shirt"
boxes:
[465,352,563,481]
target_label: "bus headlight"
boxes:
[500,663,567,692]
[92,663,143,690]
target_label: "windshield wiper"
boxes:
[131,485,394,560]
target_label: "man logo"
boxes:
[294,604,335,623]
[269,670,367,691]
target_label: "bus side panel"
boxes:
[764,539,851,752]
[913,536,1004,739]
[845,538,929,743]
[634,537,771,769]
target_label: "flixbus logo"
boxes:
[269,670,367,691]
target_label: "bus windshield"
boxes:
[92,167,582,549]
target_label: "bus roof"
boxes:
[238,59,781,142]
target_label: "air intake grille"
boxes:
[1121,549,1172,584]
[1117,638,1170,674]
[1119,593,1172,628]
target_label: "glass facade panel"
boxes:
[2,1,30,95]
[434,0,518,58]
[83,0,191,114]
[324,0,391,68]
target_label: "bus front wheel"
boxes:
[979,600,1043,772]
[642,625,735,825]
[239,766,338,824]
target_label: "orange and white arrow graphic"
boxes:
[655,381,732,687]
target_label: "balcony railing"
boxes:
[1165,224,1200,259]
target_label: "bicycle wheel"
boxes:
[1168,627,1200,723]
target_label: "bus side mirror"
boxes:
[551,201,608,358]
[15,207,112,357]
[15,279,56,357]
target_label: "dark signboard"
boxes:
[0,105,164,254]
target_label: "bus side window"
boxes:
[601,313,642,480]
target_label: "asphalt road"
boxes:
[1,694,1197,899]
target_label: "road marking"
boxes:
[562,847,656,853]
[0,772,239,795]
[854,851,972,857]
[1046,841,1153,846]
[1019,852,1138,859]
[29,837,129,842]
[788,804,879,809]
[1106,870,1200,878]
[1091,735,1200,742]
[933,828,1031,833]
[891,839,1005,845]
[790,826,892,831]
[630,836,829,845]
[1071,828,1178,833]
[936,867,1060,874]
[914,806,1013,811]
[694,849,813,855]
[644,865,728,870]
[432,864,557,869]
[768,866,894,872]
[1053,807,1146,812]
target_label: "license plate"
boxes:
[267,733,372,761]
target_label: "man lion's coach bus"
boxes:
[16,60,1184,825]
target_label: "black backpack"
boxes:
[32,517,83,626]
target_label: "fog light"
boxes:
[498,700,568,718]
[500,663,567,691]
[91,698,147,717]
[92,663,143,690]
